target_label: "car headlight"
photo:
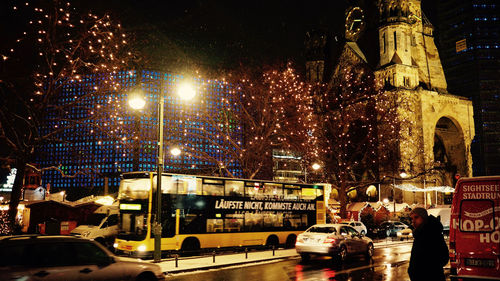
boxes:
[397,232,402,236]
[137,245,147,252]
[113,243,118,248]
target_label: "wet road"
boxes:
[164,242,436,281]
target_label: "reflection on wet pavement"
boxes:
[166,243,420,281]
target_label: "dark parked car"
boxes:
[374,221,409,238]
[0,235,165,281]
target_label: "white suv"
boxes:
[340,221,368,235]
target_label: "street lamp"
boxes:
[170,147,181,156]
[312,163,321,171]
[305,162,321,183]
[128,77,196,262]
[128,95,146,110]
[390,171,408,215]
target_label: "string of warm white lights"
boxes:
[392,183,455,193]
[174,64,317,178]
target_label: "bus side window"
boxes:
[162,215,176,238]
[263,213,281,230]
[263,183,283,199]
[284,188,300,200]
[207,219,223,233]
[224,214,243,232]
[202,183,224,196]
[225,180,244,197]
[181,213,206,234]
[244,213,263,231]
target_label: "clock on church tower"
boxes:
[345,6,365,41]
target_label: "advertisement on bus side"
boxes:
[449,176,500,281]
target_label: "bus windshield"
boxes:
[118,178,151,200]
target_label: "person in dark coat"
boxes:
[408,207,449,281]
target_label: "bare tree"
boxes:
[0,0,135,230]
[311,62,403,218]
[172,64,317,179]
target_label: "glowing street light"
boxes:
[305,162,321,183]
[312,163,321,170]
[128,95,146,110]
[170,147,181,156]
[128,77,196,262]
[177,82,196,101]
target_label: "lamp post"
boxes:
[390,171,408,215]
[128,77,196,262]
[305,162,321,183]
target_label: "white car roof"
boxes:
[309,224,351,228]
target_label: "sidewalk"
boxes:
[156,239,412,274]
[157,248,298,274]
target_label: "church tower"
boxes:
[376,0,448,92]
[303,0,474,207]
[374,0,474,203]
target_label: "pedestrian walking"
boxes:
[408,207,449,281]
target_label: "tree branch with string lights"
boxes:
[173,63,318,180]
[0,0,136,232]
[311,62,403,219]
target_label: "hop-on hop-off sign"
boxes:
[450,177,500,280]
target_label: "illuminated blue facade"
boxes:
[37,70,242,196]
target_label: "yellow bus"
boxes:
[114,172,326,258]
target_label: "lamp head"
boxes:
[170,147,181,156]
[177,82,196,101]
[128,88,146,109]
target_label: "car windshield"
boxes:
[307,226,336,233]
[83,214,107,226]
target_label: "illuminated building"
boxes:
[304,0,475,205]
[436,0,500,175]
[37,70,242,196]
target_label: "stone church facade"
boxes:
[306,0,475,206]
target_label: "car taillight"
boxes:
[449,241,456,262]
[323,237,336,244]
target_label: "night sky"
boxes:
[1,0,436,75]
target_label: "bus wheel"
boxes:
[285,234,297,249]
[181,237,200,257]
[265,235,279,249]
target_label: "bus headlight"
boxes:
[137,245,147,252]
